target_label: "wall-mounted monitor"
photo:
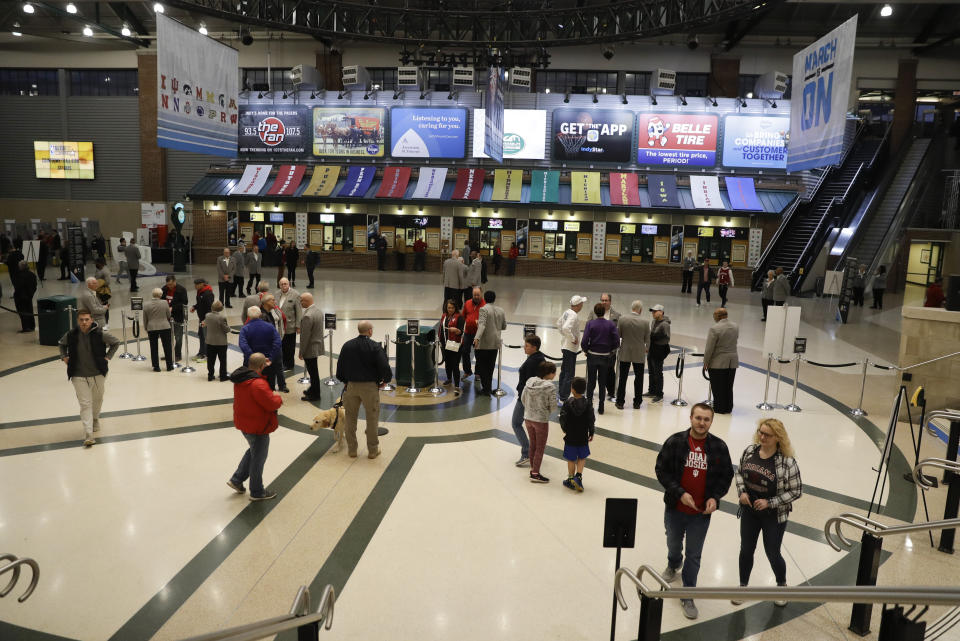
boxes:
[319,213,335,223]
[720,228,737,238]
[488,219,503,229]
[542,220,558,231]
[466,218,481,228]
[411,217,429,227]
[35,141,94,179]
[619,223,636,234]
[697,226,714,237]
[269,213,284,222]
[249,212,264,222]
[641,224,658,235]
[564,222,580,232]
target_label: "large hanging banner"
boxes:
[571,172,602,205]
[312,107,386,157]
[473,109,547,159]
[492,169,523,201]
[266,165,306,196]
[412,167,448,199]
[229,164,272,195]
[637,113,718,167]
[484,67,505,162]
[238,106,307,156]
[608,173,641,206]
[376,166,411,198]
[648,174,680,208]
[725,177,764,211]
[389,107,467,158]
[788,15,858,171]
[156,14,238,157]
[689,175,725,209]
[302,166,340,197]
[721,115,790,169]
[530,170,560,203]
[452,169,486,200]
[338,166,376,197]
[552,108,634,163]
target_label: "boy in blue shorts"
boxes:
[560,376,595,491]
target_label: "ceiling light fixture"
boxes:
[392,89,403,100]
[679,95,688,106]
[766,99,778,108]
[22,3,34,13]
[309,91,316,99]
[880,3,892,17]
[621,93,628,105]
[82,25,93,36]
[563,92,570,103]
[198,24,207,35]
[739,97,747,108]
[592,93,598,104]
[153,2,164,12]
[708,96,718,107]
[545,88,550,94]
[65,2,77,13]
[121,24,131,36]
[650,96,658,106]
[12,22,22,36]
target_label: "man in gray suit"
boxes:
[245,245,262,294]
[298,292,325,401]
[78,277,108,327]
[230,246,246,298]
[216,248,234,308]
[277,277,302,371]
[473,290,506,395]
[442,249,463,307]
[591,292,622,400]
[772,267,791,306]
[616,299,651,410]
[703,307,739,414]
[242,282,269,324]
[124,241,141,292]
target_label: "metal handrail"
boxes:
[179,585,334,641]
[823,512,960,552]
[899,352,960,373]
[915,458,960,489]
[792,196,838,276]
[615,566,960,607]
[840,162,865,203]
[0,556,39,603]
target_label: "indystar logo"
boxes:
[503,132,524,156]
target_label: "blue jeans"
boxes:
[230,432,271,497]
[511,398,530,458]
[559,349,577,401]
[664,507,712,587]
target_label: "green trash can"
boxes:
[394,325,437,388]
[38,294,76,346]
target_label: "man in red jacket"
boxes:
[227,352,284,501]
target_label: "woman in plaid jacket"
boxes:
[732,418,802,607]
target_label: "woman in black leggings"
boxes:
[440,299,465,395]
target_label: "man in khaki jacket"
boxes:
[615,299,650,410]
[298,292,325,401]
[277,277,303,371]
[702,307,739,414]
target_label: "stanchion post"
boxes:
[851,359,869,417]
[66,304,75,331]
[637,593,664,641]
[670,346,688,408]
[381,332,395,392]
[119,307,133,359]
[297,328,311,384]
[785,355,802,412]
[493,339,507,398]
[757,353,775,410]
[848,531,883,635]
[406,334,420,394]
[939,419,959,554]
[428,338,444,396]
[132,308,146,362]
[323,330,337,387]
[181,304,196,373]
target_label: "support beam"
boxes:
[108,2,149,36]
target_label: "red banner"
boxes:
[376,166,412,198]
[608,172,640,206]
[266,165,306,196]
[451,168,486,200]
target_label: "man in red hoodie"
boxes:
[227,352,284,501]
[460,286,485,378]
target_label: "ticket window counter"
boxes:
[543,232,558,259]
[698,237,722,262]
[563,232,577,259]
[478,230,501,254]
[620,235,655,262]
[620,234,635,262]
[402,227,426,246]
[250,222,284,240]
[327,225,353,251]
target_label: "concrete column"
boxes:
[709,56,740,98]
[891,58,918,154]
[137,52,167,202]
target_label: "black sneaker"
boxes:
[530,473,550,483]
[615,402,625,410]
[651,395,664,403]
[633,401,643,409]
[249,490,278,501]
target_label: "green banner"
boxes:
[529,170,559,203]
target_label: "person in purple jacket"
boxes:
[580,302,620,415]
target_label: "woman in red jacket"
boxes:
[227,352,284,501]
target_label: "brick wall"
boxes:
[138,53,167,202]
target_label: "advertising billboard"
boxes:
[637,113,718,167]
[238,107,308,155]
[473,109,548,159]
[551,108,634,163]
[721,115,790,169]
[390,107,467,158]
[34,141,94,179]
[312,107,386,157]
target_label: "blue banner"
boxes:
[722,115,789,169]
[725,177,764,211]
[389,107,468,159]
[484,67,504,163]
[338,166,375,198]
[648,174,679,208]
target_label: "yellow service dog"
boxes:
[311,405,346,453]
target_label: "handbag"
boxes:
[445,338,461,352]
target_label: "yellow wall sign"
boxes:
[249,212,264,222]
[492,169,523,201]
[302,166,341,196]
[571,171,601,205]
[35,141,94,179]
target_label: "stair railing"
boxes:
[0,554,39,603]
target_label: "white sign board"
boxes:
[748,227,763,268]
[473,108,547,159]
[141,202,166,227]
[690,175,725,209]
[824,270,844,296]
[763,305,802,360]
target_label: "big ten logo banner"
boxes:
[551,108,634,163]
[637,113,718,167]
[788,15,857,171]
[238,107,308,155]
[721,115,790,169]
[390,107,468,158]
[156,14,238,157]
[312,107,386,157]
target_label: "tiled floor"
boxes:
[0,265,957,641]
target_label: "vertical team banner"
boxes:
[157,15,238,157]
[473,109,548,159]
[648,174,680,208]
[302,166,340,197]
[552,109,634,162]
[266,165,306,196]
[530,170,560,203]
[492,169,523,201]
[637,114,718,166]
[452,169,486,200]
[338,166,375,197]
[229,164,272,195]
[689,176,725,209]
[608,173,640,206]
[412,167,448,199]
[571,172,601,205]
[725,177,764,211]
[389,107,467,158]
[788,15,858,171]
[721,115,790,169]
[312,107,386,157]
[238,107,307,155]
[484,67,505,162]
[376,167,411,198]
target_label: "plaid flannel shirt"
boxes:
[735,444,802,524]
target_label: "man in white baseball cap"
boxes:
[646,304,671,402]
[556,295,587,404]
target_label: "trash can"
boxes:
[394,325,437,388]
[38,294,76,346]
